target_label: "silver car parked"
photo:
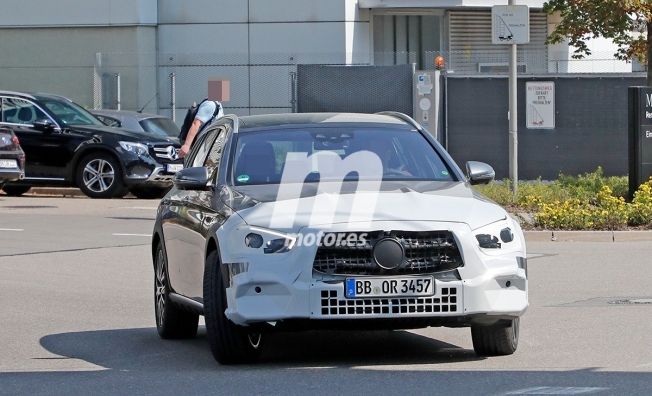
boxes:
[91,110,180,142]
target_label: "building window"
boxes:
[373,14,443,69]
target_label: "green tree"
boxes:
[543,0,652,84]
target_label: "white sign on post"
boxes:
[492,5,530,45]
[526,81,555,129]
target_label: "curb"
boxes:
[525,230,652,242]
[27,188,87,198]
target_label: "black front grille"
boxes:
[149,144,181,164]
[313,231,463,275]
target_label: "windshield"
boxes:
[139,117,180,138]
[231,127,456,186]
[40,98,104,127]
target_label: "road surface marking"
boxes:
[112,233,151,237]
[0,228,24,232]
[505,387,608,395]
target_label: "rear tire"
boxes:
[154,242,199,339]
[203,249,263,364]
[471,317,519,356]
[129,186,171,199]
[76,153,127,199]
[1,185,31,196]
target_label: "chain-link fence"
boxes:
[92,52,376,122]
[85,49,647,123]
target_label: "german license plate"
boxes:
[345,276,435,299]
[166,164,183,173]
[0,159,17,169]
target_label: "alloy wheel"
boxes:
[82,159,115,193]
[155,249,167,328]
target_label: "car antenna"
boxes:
[138,94,157,113]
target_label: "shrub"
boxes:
[629,179,652,226]
[474,169,652,230]
[533,186,628,230]
[473,179,515,207]
[592,186,628,230]
[535,199,594,230]
[557,167,628,200]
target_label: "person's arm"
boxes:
[179,101,217,158]
[179,119,203,158]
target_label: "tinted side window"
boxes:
[188,128,220,168]
[1,98,47,125]
[204,127,228,180]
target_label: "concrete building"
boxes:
[0,0,636,119]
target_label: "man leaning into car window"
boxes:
[179,100,223,158]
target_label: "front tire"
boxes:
[1,185,31,196]
[471,317,520,356]
[154,242,199,339]
[203,250,263,364]
[76,153,127,199]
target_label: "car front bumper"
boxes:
[220,221,528,327]
[122,154,182,188]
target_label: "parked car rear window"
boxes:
[139,117,180,138]
[232,127,455,186]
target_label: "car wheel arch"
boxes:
[205,236,229,283]
[152,232,162,268]
[69,145,126,182]
[206,237,219,260]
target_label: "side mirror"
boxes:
[33,119,56,133]
[174,167,210,190]
[466,161,495,185]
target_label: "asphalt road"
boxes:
[1,195,652,395]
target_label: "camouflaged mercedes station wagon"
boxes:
[151,112,528,364]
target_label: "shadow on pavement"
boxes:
[0,327,650,395]
[36,327,480,370]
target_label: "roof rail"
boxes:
[375,111,423,131]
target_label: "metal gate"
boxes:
[296,64,414,114]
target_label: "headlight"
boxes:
[242,227,296,254]
[476,234,502,249]
[118,141,149,156]
[264,238,295,254]
[474,220,518,250]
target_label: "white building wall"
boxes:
[157,0,370,117]
[0,0,636,120]
[0,27,157,110]
[0,0,157,26]
[158,0,247,24]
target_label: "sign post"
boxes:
[492,3,529,194]
[628,87,652,199]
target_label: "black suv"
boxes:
[0,91,182,198]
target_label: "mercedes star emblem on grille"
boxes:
[154,146,179,161]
